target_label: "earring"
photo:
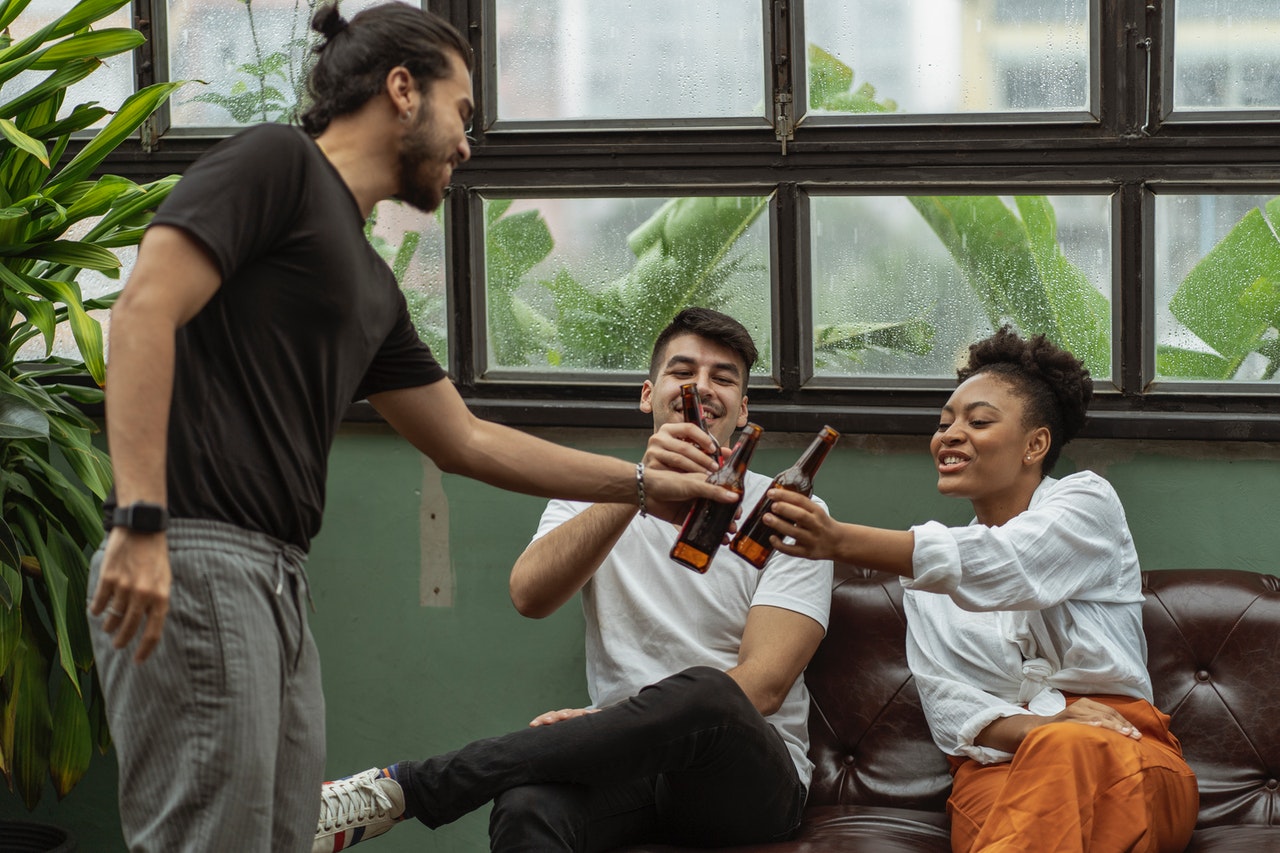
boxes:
[399,111,413,124]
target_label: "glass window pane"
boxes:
[805,0,1089,116]
[810,194,1112,380]
[1154,194,1280,383]
[6,1,134,128]
[1174,2,1280,111]
[483,196,773,373]
[369,202,449,366]
[493,0,765,122]
[166,0,383,127]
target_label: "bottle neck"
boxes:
[795,433,835,476]
[726,425,763,473]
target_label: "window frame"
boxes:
[86,0,1280,441]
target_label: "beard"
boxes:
[396,112,452,213]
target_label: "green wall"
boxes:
[6,426,1278,850]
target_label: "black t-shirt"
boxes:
[134,124,445,550]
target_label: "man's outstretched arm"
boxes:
[508,420,722,618]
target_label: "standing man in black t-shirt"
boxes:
[86,4,735,851]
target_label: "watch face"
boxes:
[131,504,165,531]
[116,502,167,532]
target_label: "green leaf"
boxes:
[808,44,854,109]
[0,239,121,271]
[1156,345,1236,380]
[60,174,132,225]
[48,0,131,40]
[46,279,106,384]
[80,174,180,241]
[4,620,52,810]
[49,81,186,189]
[40,383,104,406]
[24,103,110,139]
[0,58,98,120]
[0,117,48,166]
[13,452,104,547]
[46,416,111,500]
[20,521,81,694]
[0,571,21,672]
[48,527,92,673]
[49,669,91,798]
[486,208,554,292]
[390,230,420,284]
[1014,196,1110,374]
[30,28,144,69]
[4,287,57,351]
[0,390,48,440]
[0,0,36,32]
[814,318,936,358]
[1168,201,1280,363]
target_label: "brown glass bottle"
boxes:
[678,383,709,433]
[731,425,840,570]
[670,423,763,574]
[675,384,716,450]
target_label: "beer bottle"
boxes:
[670,423,763,574]
[731,425,840,570]
[678,383,718,453]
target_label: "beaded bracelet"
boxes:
[635,461,647,517]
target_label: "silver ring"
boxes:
[105,605,124,618]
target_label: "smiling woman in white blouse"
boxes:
[765,326,1198,853]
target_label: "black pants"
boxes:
[396,666,806,852]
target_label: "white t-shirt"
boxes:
[902,471,1150,765]
[532,470,834,789]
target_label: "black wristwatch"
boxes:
[112,501,169,533]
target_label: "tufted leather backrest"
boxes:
[1142,569,1280,827]
[804,565,1280,828]
[804,564,952,810]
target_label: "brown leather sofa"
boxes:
[625,565,1280,852]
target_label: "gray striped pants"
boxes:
[89,519,325,852]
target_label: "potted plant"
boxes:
[0,0,181,810]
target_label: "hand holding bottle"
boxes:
[641,420,724,477]
[671,424,762,573]
[731,426,839,569]
[756,487,848,562]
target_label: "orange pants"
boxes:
[947,695,1199,853]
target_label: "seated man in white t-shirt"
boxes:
[314,308,834,852]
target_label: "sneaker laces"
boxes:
[318,771,397,831]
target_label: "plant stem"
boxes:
[243,0,271,123]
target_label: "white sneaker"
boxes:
[313,767,406,852]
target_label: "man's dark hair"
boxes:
[957,325,1093,477]
[301,2,473,136]
[649,308,758,390]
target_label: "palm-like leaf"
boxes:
[0,0,182,809]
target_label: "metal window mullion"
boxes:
[1096,0,1123,132]
[773,183,803,392]
[1116,182,1146,395]
[450,187,480,389]
[134,0,169,148]
[767,0,795,154]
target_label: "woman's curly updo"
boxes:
[957,326,1093,476]
[300,2,472,136]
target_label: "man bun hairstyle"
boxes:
[957,325,1093,476]
[650,308,758,390]
[301,2,472,136]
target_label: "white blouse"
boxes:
[902,471,1151,765]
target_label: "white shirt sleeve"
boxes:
[904,472,1139,611]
